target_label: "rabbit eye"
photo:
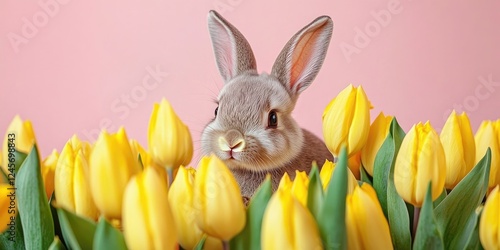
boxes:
[215,107,218,117]
[268,111,278,128]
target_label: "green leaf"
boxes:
[0,210,25,250]
[464,208,484,250]
[435,149,491,249]
[413,182,444,250]
[48,236,67,250]
[359,165,372,185]
[230,178,272,250]
[2,150,27,185]
[15,144,54,249]
[372,118,411,250]
[307,165,324,221]
[433,189,447,208]
[93,217,127,250]
[318,147,348,250]
[57,207,97,250]
[194,236,207,250]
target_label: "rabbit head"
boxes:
[201,10,333,173]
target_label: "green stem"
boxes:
[412,206,421,239]
[223,241,230,250]
[166,167,174,187]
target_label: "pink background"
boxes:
[1,0,499,162]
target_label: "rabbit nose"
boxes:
[218,130,245,152]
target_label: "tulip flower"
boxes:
[123,167,177,250]
[394,121,446,207]
[261,189,323,250]
[320,159,358,194]
[480,185,500,250]
[323,84,371,158]
[475,120,500,190]
[348,151,362,179]
[361,112,393,176]
[278,172,293,191]
[89,128,140,219]
[55,141,98,220]
[42,149,59,199]
[193,154,245,241]
[2,115,37,172]
[169,166,222,250]
[440,111,476,189]
[291,171,309,207]
[148,99,193,170]
[0,184,12,233]
[346,183,393,250]
[129,139,151,168]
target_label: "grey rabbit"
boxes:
[201,10,334,197]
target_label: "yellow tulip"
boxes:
[89,128,140,219]
[261,189,323,250]
[41,149,59,199]
[55,140,98,220]
[129,139,151,168]
[394,121,446,207]
[348,151,362,179]
[1,184,14,233]
[440,111,476,189]
[2,115,37,172]
[169,166,222,250]
[475,120,500,190]
[480,185,500,250]
[291,171,309,207]
[320,159,358,194]
[346,183,393,250]
[193,154,245,240]
[361,112,393,176]
[323,85,371,158]
[148,99,193,169]
[123,167,177,250]
[278,172,293,191]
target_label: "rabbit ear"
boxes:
[271,16,333,96]
[208,10,257,82]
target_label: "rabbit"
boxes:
[201,10,335,198]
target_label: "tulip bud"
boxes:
[475,120,500,190]
[148,99,193,169]
[440,111,476,189]
[261,189,323,250]
[480,185,500,250]
[320,159,358,194]
[123,167,177,250]
[361,112,393,176]
[169,166,222,249]
[348,151,362,179]
[346,183,393,250]
[89,128,140,219]
[2,115,37,172]
[129,139,151,168]
[323,85,371,158]
[291,171,309,207]
[193,154,246,240]
[42,149,59,199]
[0,184,11,233]
[394,122,446,207]
[55,140,98,220]
[278,172,293,191]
